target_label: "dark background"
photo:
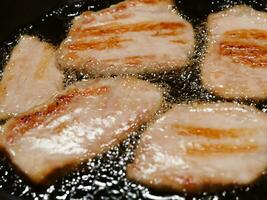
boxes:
[0,0,65,42]
[1,0,266,43]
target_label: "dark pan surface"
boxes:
[0,0,267,199]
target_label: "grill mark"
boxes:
[171,39,187,44]
[70,22,185,38]
[65,53,79,60]
[125,55,156,65]
[113,13,133,20]
[67,37,132,51]
[219,29,267,67]
[173,125,250,139]
[224,29,267,40]
[102,58,120,63]
[186,144,258,155]
[6,86,109,143]
[152,30,178,36]
[34,46,53,79]
[219,42,267,67]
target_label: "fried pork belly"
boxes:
[0,35,63,119]
[201,6,267,99]
[127,103,267,192]
[0,77,163,184]
[57,0,194,75]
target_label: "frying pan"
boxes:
[0,0,267,199]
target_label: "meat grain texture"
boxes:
[127,103,267,192]
[0,77,163,184]
[57,0,194,75]
[0,35,63,119]
[201,6,267,99]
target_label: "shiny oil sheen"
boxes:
[0,0,267,199]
